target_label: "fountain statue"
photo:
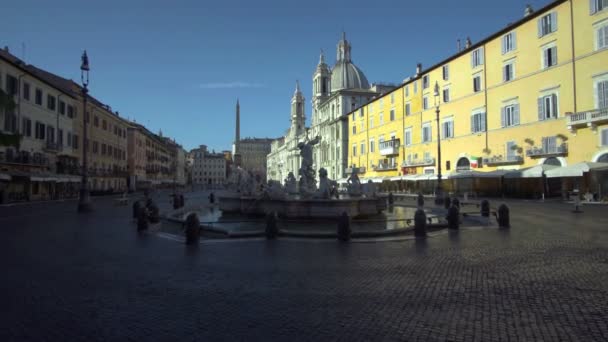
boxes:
[346,168,362,197]
[219,137,386,218]
[363,180,377,198]
[297,136,320,198]
[316,168,338,199]
[284,172,297,195]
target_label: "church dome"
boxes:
[330,32,370,92]
[331,62,370,92]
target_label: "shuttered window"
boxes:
[538,94,559,120]
[597,24,608,50]
[543,46,558,68]
[590,0,608,14]
[506,141,517,159]
[501,104,520,127]
[502,32,517,54]
[538,12,557,37]
[442,65,449,81]
[598,80,608,109]
[601,129,608,146]
[471,112,486,133]
[422,124,432,143]
[503,63,515,82]
[471,48,484,68]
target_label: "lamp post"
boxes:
[433,81,444,205]
[77,50,92,213]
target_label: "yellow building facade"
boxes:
[349,0,608,194]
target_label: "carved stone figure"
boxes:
[264,180,286,200]
[284,172,297,195]
[297,136,321,197]
[346,168,362,197]
[316,168,331,199]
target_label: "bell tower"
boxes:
[290,80,305,136]
[312,50,330,124]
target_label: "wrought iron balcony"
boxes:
[482,155,524,166]
[379,139,400,156]
[401,157,435,168]
[526,143,568,158]
[373,163,398,171]
[567,108,608,132]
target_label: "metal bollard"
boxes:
[480,200,490,217]
[137,207,149,231]
[133,200,141,219]
[147,200,160,224]
[447,205,459,230]
[172,194,180,210]
[414,209,427,238]
[185,212,200,245]
[337,212,351,242]
[417,193,425,208]
[388,192,394,206]
[265,212,278,239]
[497,204,510,228]
[209,192,215,204]
[180,194,185,208]
[452,198,460,210]
[444,196,451,209]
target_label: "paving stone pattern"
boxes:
[1,193,607,341]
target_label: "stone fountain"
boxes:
[219,137,386,218]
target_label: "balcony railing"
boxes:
[373,163,398,171]
[567,108,608,132]
[401,157,435,168]
[482,155,524,166]
[379,139,400,156]
[44,141,62,152]
[345,167,366,174]
[526,143,568,158]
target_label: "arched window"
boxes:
[456,157,470,171]
[543,157,562,166]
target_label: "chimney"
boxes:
[465,37,472,49]
[524,4,534,17]
[3,46,9,52]
[457,39,461,52]
[415,63,422,76]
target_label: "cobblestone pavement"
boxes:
[1,193,607,341]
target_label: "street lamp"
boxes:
[77,50,92,213]
[433,81,444,205]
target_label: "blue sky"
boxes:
[1,0,549,151]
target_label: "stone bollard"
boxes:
[265,212,278,239]
[137,207,149,231]
[414,209,427,238]
[480,200,490,217]
[147,200,160,224]
[133,200,141,219]
[172,194,180,210]
[209,192,215,204]
[447,205,459,230]
[337,212,351,242]
[185,212,200,245]
[417,193,425,208]
[452,198,460,210]
[497,204,510,228]
[573,195,583,213]
[388,192,394,206]
[444,196,451,209]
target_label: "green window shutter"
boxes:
[501,107,506,127]
[514,104,520,125]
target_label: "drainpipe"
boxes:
[56,94,62,151]
[483,43,489,152]
[17,74,26,149]
[569,0,577,114]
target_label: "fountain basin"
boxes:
[219,195,386,218]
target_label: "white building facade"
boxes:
[267,34,394,183]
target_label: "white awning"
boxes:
[0,173,11,181]
[449,170,508,179]
[545,162,608,178]
[504,165,558,179]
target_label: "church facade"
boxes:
[267,33,394,183]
